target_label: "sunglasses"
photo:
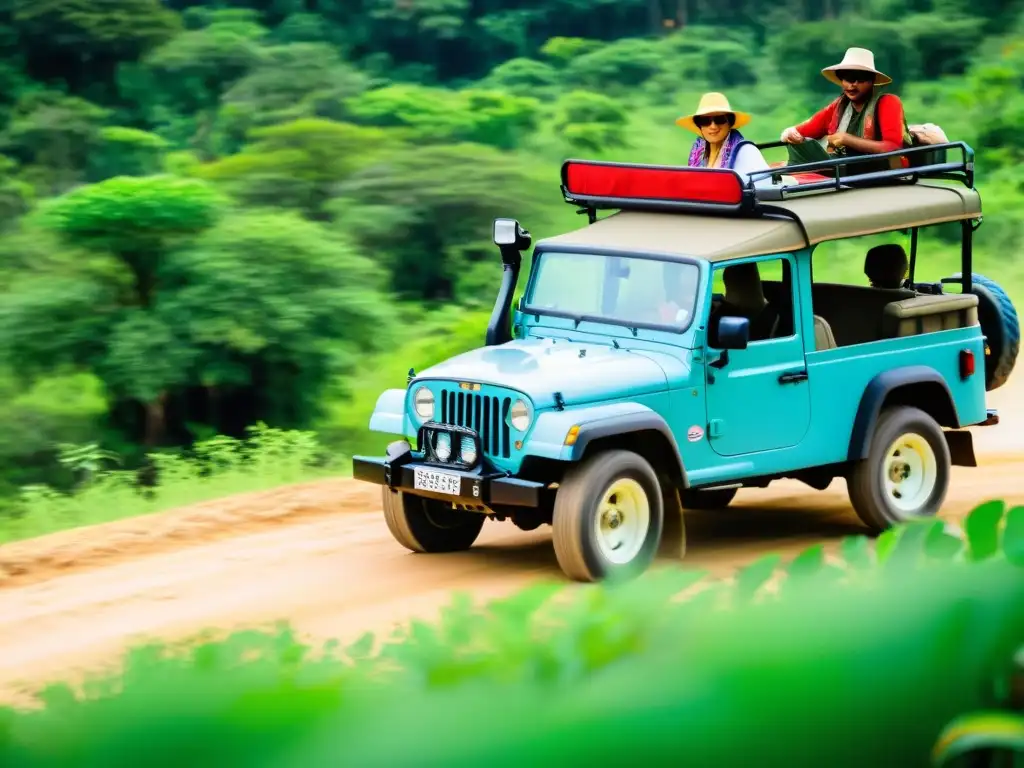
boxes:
[694,114,731,128]
[836,70,874,83]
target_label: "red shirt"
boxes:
[796,93,910,166]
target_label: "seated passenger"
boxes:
[778,47,913,176]
[864,243,909,289]
[658,261,698,324]
[710,262,780,343]
[676,92,771,187]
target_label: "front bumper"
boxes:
[352,443,545,509]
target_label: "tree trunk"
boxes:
[144,392,167,447]
[676,0,688,28]
[649,0,663,35]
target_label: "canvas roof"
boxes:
[537,181,982,262]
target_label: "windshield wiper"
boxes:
[579,314,639,336]
[521,305,585,326]
[523,305,677,336]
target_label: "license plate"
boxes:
[413,467,461,496]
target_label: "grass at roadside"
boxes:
[0,424,347,545]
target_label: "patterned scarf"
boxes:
[688,128,747,169]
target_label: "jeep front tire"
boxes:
[382,488,485,553]
[552,449,664,582]
[847,405,951,533]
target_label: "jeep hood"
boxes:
[414,338,673,409]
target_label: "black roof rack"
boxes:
[560,141,976,220]
[751,140,974,200]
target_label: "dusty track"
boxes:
[1,375,1023,706]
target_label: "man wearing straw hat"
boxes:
[779,47,913,175]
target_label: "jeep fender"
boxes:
[528,402,688,487]
[368,388,414,437]
[848,366,961,461]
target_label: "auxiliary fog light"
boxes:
[460,435,477,465]
[435,431,452,461]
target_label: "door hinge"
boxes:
[708,419,724,438]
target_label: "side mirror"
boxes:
[493,218,532,251]
[708,316,749,372]
[717,316,750,350]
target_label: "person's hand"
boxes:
[826,131,849,149]
[658,302,689,324]
[658,302,680,323]
[780,126,804,144]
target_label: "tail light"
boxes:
[959,349,975,379]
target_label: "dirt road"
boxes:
[1,375,1022,706]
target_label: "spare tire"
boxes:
[947,272,1019,391]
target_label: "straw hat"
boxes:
[675,92,751,135]
[821,47,892,86]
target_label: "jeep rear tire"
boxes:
[847,406,951,533]
[552,450,664,583]
[382,488,485,553]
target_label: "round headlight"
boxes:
[413,386,435,420]
[434,431,451,461]
[460,435,477,465]
[509,398,531,432]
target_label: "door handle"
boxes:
[778,370,808,384]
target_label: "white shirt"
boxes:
[730,142,773,188]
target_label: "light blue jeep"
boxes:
[352,143,1019,583]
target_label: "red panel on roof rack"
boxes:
[562,160,746,206]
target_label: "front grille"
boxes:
[440,389,511,458]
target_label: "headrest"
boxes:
[864,244,908,289]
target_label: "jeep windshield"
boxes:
[522,250,700,332]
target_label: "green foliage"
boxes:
[551,90,630,153]
[0,172,394,457]
[141,17,269,100]
[38,174,224,253]
[316,305,492,453]
[539,37,601,66]
[480,58,561,99]
[159,209,396,419]
[217,43,370,145]
[329,142,552,300]
[1,91,110,194]
[0,500,1021,765]
[659,32,760,88]
[89,126,169,179]
[345,84,540,149]
[565,38,667,91]
[0,371,108,497]
[10,0,182,81]
[197,118,394,216]
[0,154,34,222]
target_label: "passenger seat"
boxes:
[813,315,837,351]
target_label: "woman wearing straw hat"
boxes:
[676,92,770,183]
[779,47,913,174]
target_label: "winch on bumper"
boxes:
[351,421,546,509]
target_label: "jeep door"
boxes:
[703,254,812,456]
